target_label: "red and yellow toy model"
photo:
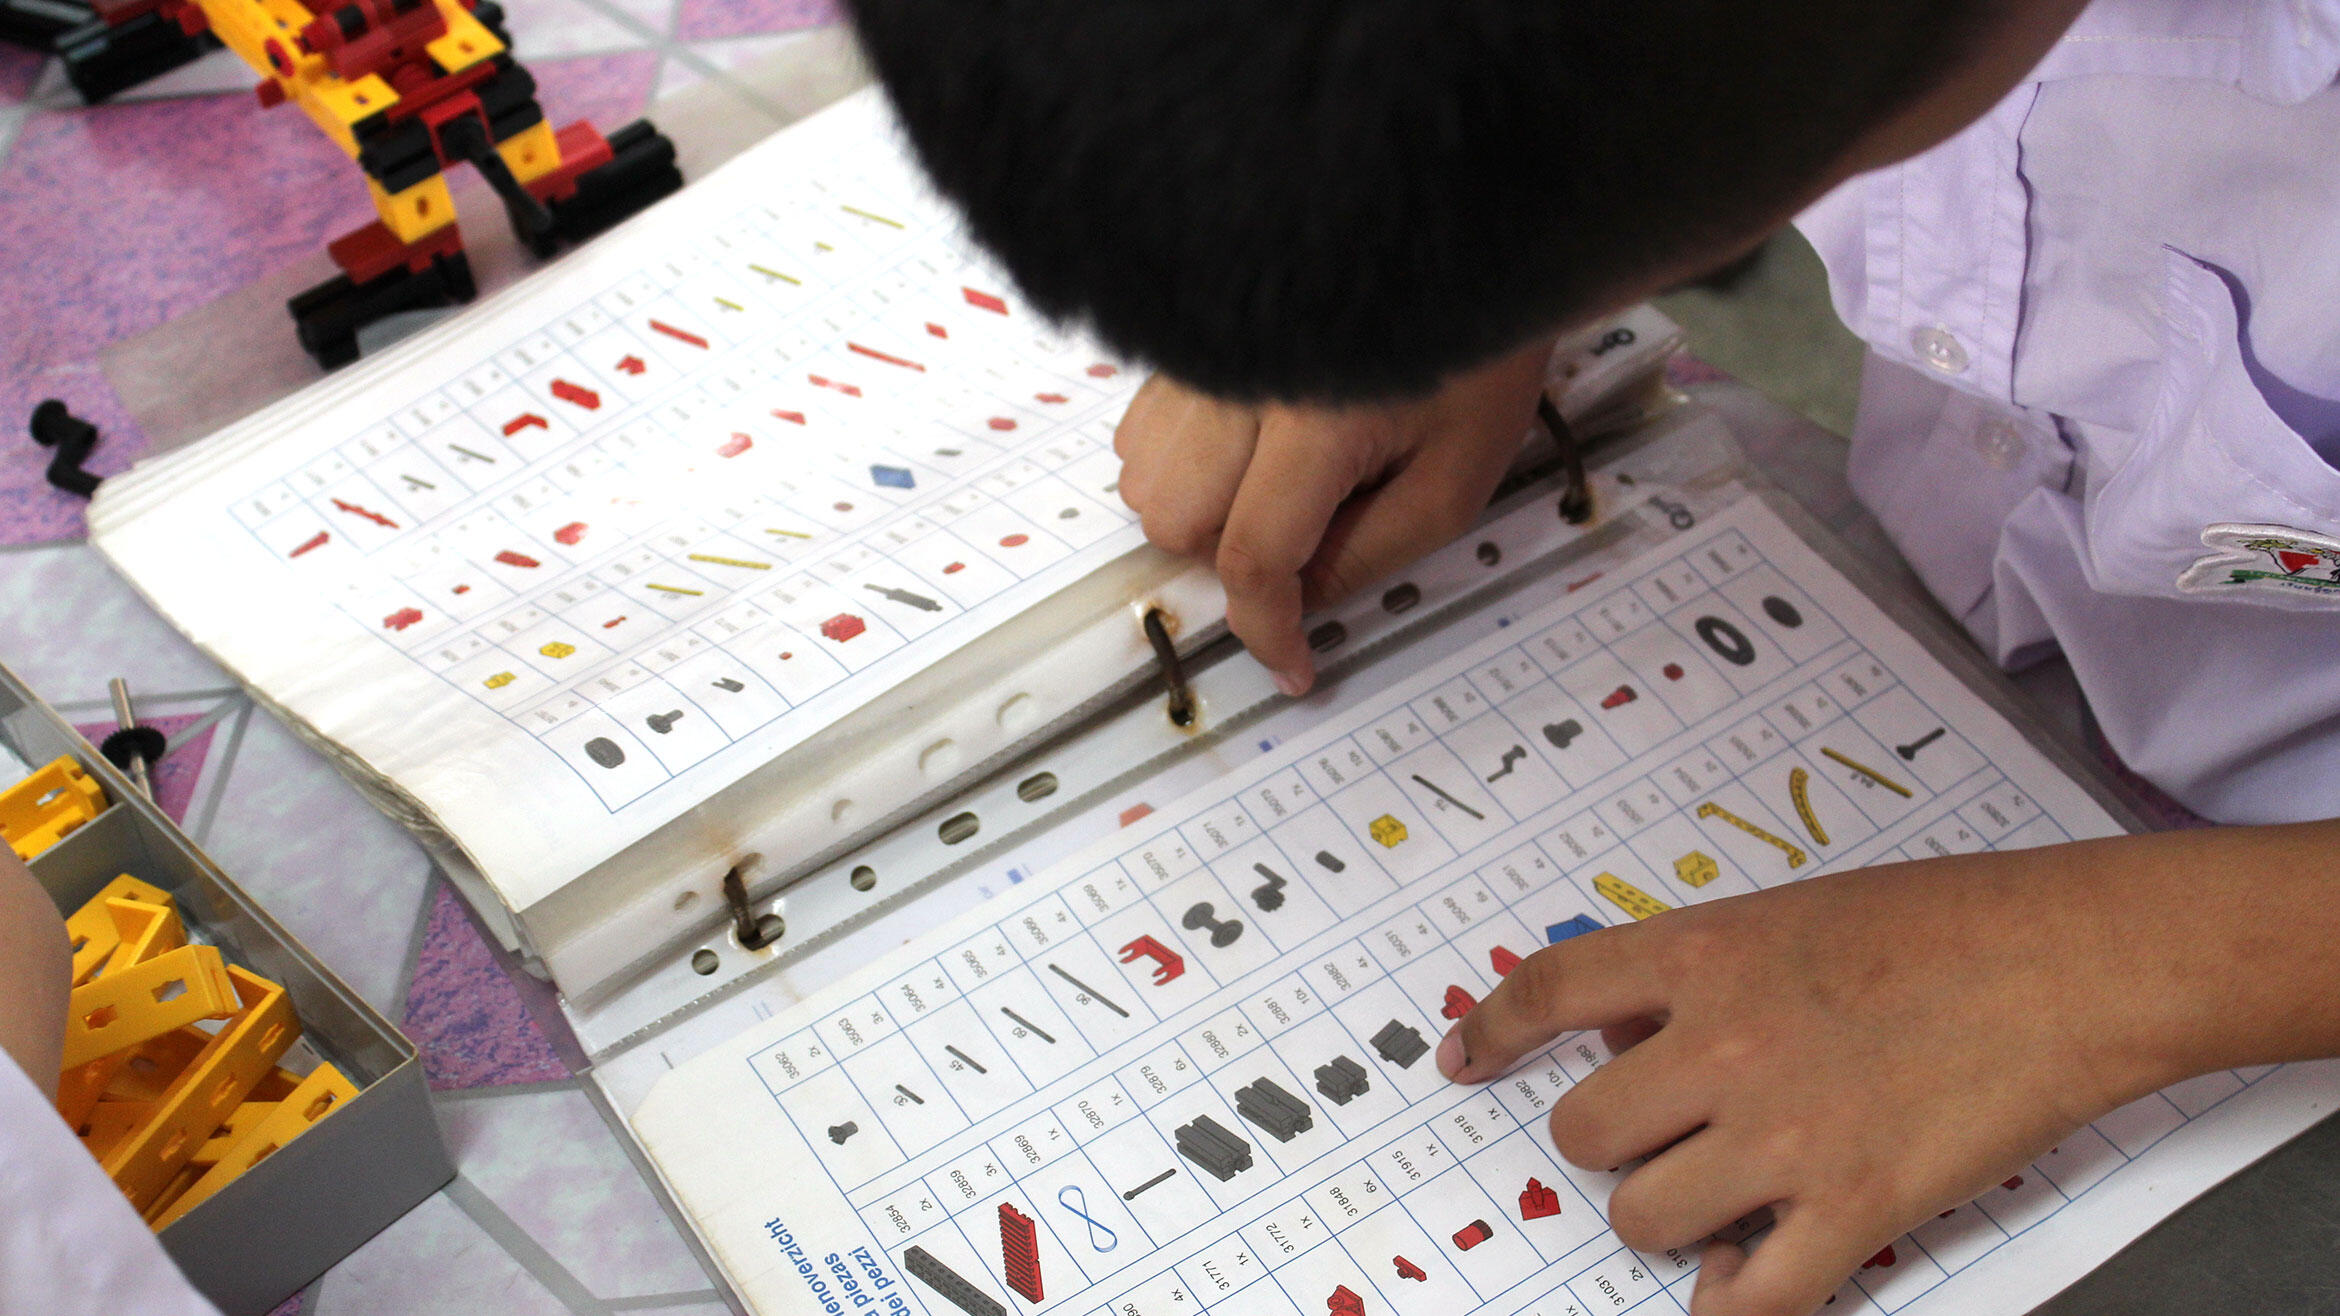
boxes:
[42,0,682,367]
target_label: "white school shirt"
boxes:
[1794,0,2340,823]
[0,1053,222,1315]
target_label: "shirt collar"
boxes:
[2031,0,2340,103]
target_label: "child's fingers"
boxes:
[1689,1205,1873,1316]
[1544,1033,1714,1172]
[1601,1017,1664,1054]
[1216,412,1375,693]
[1604,1127,1781,1254]
[1112,376,1259,556]
[1301,428,1514,605]
[1439,927,1666,1082]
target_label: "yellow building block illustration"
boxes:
[1695,801,1808,868]
[1673,851,1720,889]
[103,966,296,1215]
[62,944,239,1070]
[1788,767,1830,847]
[1369,815,1408,848]
[1,757,106,860]
[539,641,577,658]
[154,1064,357,1229]
[1820,746,1912,798]
[1593,872,1671,921]
[484,671,517,689]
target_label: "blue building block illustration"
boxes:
[1545,914,1604,945]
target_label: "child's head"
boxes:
[846,0,2078,403]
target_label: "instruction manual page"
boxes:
[634,493,2340,1316]
[89,90,1144,918]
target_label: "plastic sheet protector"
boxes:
[88,90,1143,912]
[634,494,2340,1316]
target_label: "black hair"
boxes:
[846,0,1992,402]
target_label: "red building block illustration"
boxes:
[1116,935,1185,985]
[999,1202,1043,1302]
[820,614,867,643]
[549,379,601,410]
[650,320,709,349]
[1393,1256,1426,1282]
[1490,945,1522,977]
[1327,1285,1365,1316]
[1519,1178,1560,1220]
[1441,984,1477,1020]
[1453,1219,1493,1251]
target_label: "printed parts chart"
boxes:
[91,92,1145,907]
[637,495,2329,1316]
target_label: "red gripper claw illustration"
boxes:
[1519,1178,1561,1220]
[1441,984,1477,1020]
[1117,935,1185,985]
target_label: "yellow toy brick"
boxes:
[56,1054,127,1129]
[192,1101,279,1169]
[76,1100,154,1160]
[64,875,175,984]
[249,1067,304,1102]
[1,757,106,860]
[100,897,186,979]
[154,1064,357,1229]
[99,1029,210,1105]
[103,966,296,1215]
[1369,814,1408,848]
[62,944,240,1070]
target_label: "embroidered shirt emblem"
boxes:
[2178,523,2340,598]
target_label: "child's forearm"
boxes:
[0,850,68,1098]
[2063,820,2340,1099]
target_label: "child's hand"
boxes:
[1113,336,1554,694]
[1437,848,2181,1316]
[0,845,69,1096]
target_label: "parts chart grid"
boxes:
[221,145,1143,813]
[713,500,2251,1316]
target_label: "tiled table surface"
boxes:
[2,4,844,1312]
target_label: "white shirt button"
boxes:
[1910,326,1969,375]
